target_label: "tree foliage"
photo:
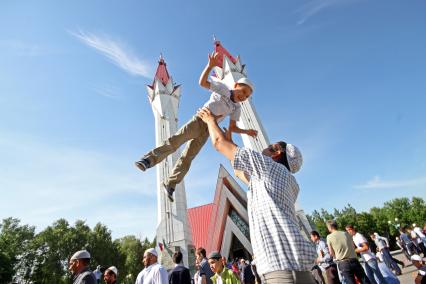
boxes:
[307,197,426,249]
[0,218,153,284]
[0,217,35,283]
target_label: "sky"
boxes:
[1,0,425,240]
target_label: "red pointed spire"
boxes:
[154,54,170,85]
[214,39,237,65]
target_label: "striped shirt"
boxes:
[233,147,316,275]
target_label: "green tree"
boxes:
[87,223,125,281]
[116,236,154,283]
[0,217,35,283]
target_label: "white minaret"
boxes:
[146,55,195,269]
[211,40,313,237]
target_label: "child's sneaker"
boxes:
[135,159,150,172]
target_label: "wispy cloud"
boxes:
[93,84,121,99]
[295,0,361,25]
[354,176,426,189]
[70,30,152,78]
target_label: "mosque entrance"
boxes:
[228,234,251,261]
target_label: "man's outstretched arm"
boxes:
[197,107,237,162]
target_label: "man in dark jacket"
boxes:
[68,250,97,284]
[240,260,255,284]
[169,251,191,284]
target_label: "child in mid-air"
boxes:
[135,52,257,201]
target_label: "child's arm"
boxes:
[199,52,220,90]
[228,119,258,137]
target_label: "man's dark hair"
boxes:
[326,220,338,229]
[173,251,183,264]
[310,230,320,238]
[276,141,290,171]
[196,247,206,258]
[345,224,355,230]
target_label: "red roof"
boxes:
[187,203,213,249]
[214,40,237,65]
[154,56,170,85]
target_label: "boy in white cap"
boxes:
[104,266,118,284]
[135,52,257,202]
[135,248,168,284]
[197,108,317,284]
[68,250,97,284]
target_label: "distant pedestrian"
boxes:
[369,232,401,275]
[194,259,202,284]
[195,247,214,284]
[400,228,417,255]
[240,260,255,284]
[310,230,341,284]
[345,225,386,284]
[395,236,410,261]
[325,220,370,284]
[169,251,191,284]
[104,266,118,284]
[413,224,426,255]
[135,248,168,284]
[208,251,240,284]
[94,265,102,284]
[68,250,97,284]
[408,227,424,255]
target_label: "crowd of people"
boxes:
[68,224,426,284]
[312,222,426,284]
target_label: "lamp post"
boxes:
[388,218,401,235]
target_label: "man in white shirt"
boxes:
[345,225,386,284]
[135,248,168,284]
[413,224,426,255]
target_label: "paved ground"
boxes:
[391,250,418,284]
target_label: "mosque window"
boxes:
[229,209,250,240]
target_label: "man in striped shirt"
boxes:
[197,107,316,284]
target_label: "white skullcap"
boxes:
[411,254,423,262]
[236,77,254,92]
[70,250,91,260]
[286,144,303,173]
[145,248,158,257]
[107,266,118,276]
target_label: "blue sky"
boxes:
[1,0,425,239]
